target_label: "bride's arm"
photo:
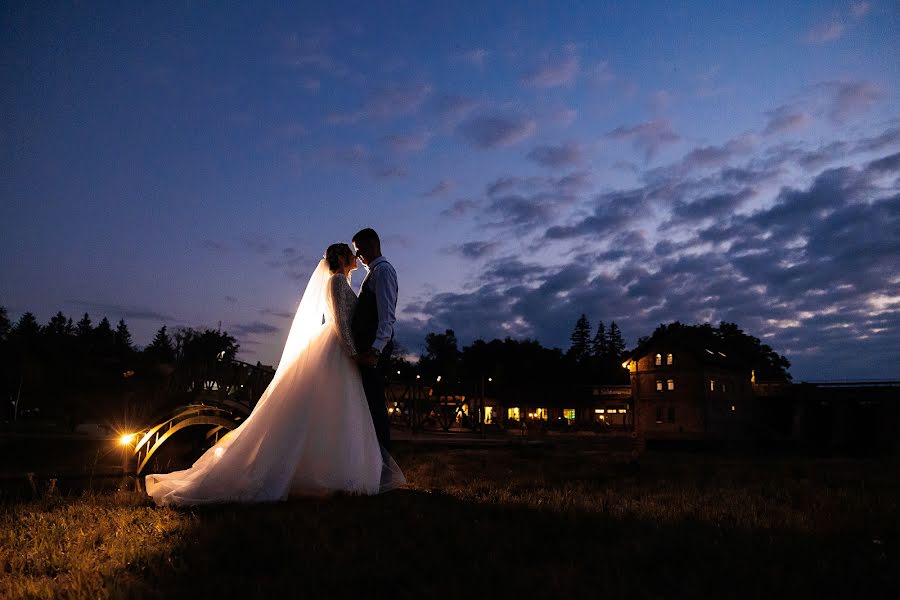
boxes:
[328,275,358,357]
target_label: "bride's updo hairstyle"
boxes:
[325,243,354,273]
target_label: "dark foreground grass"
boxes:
[2,443,898,599]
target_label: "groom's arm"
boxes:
[371,263,398,352]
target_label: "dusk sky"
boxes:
[2,1,898,381]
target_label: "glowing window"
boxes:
[667,379,675,391]
[710,379,716,391]
[655,353,662,366]
[721,383,727,392]
[534,407,548,421]
[563,408,575,421]
[656,379,663,391]
[666,353,674,365]
[484,406,494,424]
[507,407,520,420]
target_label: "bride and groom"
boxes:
[146,228,405,505]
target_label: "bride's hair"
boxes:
[324,243,353,273]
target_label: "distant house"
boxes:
[623,344,753,440]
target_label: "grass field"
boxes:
[1,442,898,599]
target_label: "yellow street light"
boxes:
[119,433,135,446]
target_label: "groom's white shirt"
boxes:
[361,256,398,352]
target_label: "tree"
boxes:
[146,325,175,363]
[12,312,41,339]
[93,317,115,355]
[607,321,626,360]
[591,320,608,359]
[46,311,74,338]
[75,313,93,338]
[0,306,10,343]
[568,314,592,363]
[114,319,134,353]
[419,329,461,384]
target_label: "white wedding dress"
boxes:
[146,260,405,506]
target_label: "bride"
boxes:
[146,243,405,506]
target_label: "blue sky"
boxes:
[2,1,898,380]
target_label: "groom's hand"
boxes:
[357,350,379,367]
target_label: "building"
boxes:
[623,344,754,440]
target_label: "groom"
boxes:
[351,228,397,450]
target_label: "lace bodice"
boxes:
[328,273,358,356]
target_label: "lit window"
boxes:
[667,379,675,391]
[666,353,673,365]
[667,406,676,423]
[655,353,662,366]
[534,407,548,421]
[564,408,575,422]
[710,379,716,391]
[730,405,736,412]
[595,408,605,413]
[507,407,520,420]
[484,406,494,424]
[721,383,727,392]
[656,379,663,391]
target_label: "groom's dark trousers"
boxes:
[360,341,392,450]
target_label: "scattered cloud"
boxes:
[230,321,282,338]
[805,21,845,44]
[383,131,432,152]
[451,240,502,259]
[457,114,537,149]
[522,47,579,88]
[763,105,810,135]
[458,48,488,68]
[423,179,453,197]
[526,142,584,168]
[68,300,176,322]
[440,198,481,218]
[817,80,882,124]
[607,119,680,161]
[326,83,432,124]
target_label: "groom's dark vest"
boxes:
[351,261,395,352]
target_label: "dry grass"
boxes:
[1,443,898,599]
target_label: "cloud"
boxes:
[607,119,680,161]
[383,131,432,152]
[805,21,845,44]
[68,300,176,322]
[431,94,480,122]
[315,143,407,179]
[260,308,294,320]
[201,239,230,252]
[423,179,453,197]
[545,189,650,240]
[458,48,488,68]
[818,80,883,124]
[326,83,432,124]
[851,1,870,18]
[677,135,757,171]
[522,49,579,88]
[224,296,237,304]
[265,246,310,282]
[451,241,502,259]
[763,106,810,135]
[457,114,537,149]
[230,321,282,339]
[526,142,584,168]
[440,198,481,218]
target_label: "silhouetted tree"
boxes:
[93,317,115,355]
[12,312,42,344]
[568,314,592,363]
[419,329,461,384]
[75,313,93,338]
[0,306,10,343]
[46,311,74,339]
[114,319,134,354]
[607,321,626,360]
[591,321,608,359]
[146,325,175,363]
